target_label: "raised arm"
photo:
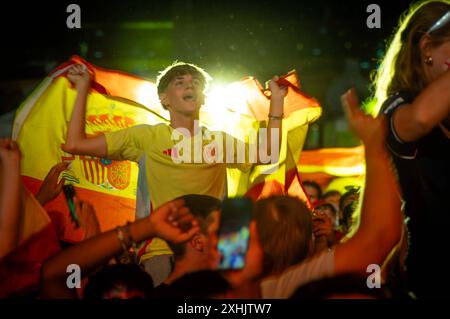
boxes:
[392,69,450,142]
[335,89,402,274]
[257,76,287,164]
[61,64,107,157]
[0,139,22,259]
[40,198,199,298]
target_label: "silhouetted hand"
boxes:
[67,64,92,91]
[73,196,101,239]
[148,198,200,244]
[341,88,387,148]
[36,162,70,206]
[0,139,21,165]
[268,75,288,101]
[313,211,333,238]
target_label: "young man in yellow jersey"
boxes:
[63,62,286,285]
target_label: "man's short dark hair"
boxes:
[339,187,360,211]
[322,190,341,200]
[167,194,221,260]
[153,270,231,299]
[156,62,212,109]
[83,264,154,299]
[303,180,322,199]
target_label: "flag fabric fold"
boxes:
[0,187,60,297]
[298,146,365,192]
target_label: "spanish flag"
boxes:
[299,145,365,191]
[13,56,321,244]
[204,71,322,206]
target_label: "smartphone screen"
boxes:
[217,197,252,270]
[62,184,80,228]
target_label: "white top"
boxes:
[260,250,335,299]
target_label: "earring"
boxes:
[425,56,433,65]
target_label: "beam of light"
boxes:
[135,82,170,121]
[205,82,252,115]
[135,82,159,108]
[203,81,253,136]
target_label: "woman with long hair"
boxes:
[366,0,450,298]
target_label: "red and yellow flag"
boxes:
[13,56,321,243]
[0,187,60,297]
[299,145,365,192]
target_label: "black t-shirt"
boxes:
[381,92,450,298]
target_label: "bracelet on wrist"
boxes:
[115,222,137,264]
[268,113,284,120]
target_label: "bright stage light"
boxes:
[205,81,252,116]
[135,82,158,108]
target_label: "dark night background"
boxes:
[0,0,413,147]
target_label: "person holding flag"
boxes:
[62,62,287,285]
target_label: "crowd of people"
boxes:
[0,0,449,299]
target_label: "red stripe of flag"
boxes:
[82,160,90,183]
[88,160,95,185]
[94,160,100,185]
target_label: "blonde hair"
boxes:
[367,0,450,115]
[254,196,313,276]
